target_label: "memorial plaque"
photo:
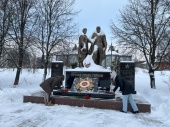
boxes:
[120,61,135,91]
[65,70,111,91]
[51,61,63,77]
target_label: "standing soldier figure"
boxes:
[78,28,91,67]
[91,26,107,65]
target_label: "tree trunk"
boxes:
[14,49,23,85]
[0,40,4,61]
[43,63,48,81]
[0,43,2,59]
[43,55,49,81]
[41,54,44,69]
[149,69,156,89]
[14,67,21,85]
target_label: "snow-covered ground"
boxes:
[0,68,170,127]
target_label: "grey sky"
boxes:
[74,0,129,45]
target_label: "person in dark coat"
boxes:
[110,71,139,113]
[40,75,64,106]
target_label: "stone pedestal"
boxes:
[23,91,151,113]
[53,68,113,99]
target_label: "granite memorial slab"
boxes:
[51,61,63,77]
[120,61,136,93]
[65,68,111,90]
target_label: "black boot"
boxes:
[132,110,139,114]
[120,109,127,113]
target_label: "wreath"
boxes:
[75,78,94,91]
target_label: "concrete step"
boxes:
[23,92,151,113]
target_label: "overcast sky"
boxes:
[74,0,129,45]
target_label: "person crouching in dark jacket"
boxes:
[110,71,139,113]
[40,75,64,106]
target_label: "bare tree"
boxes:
[35,0,78,80]
[110,0,170,88]
[9,0,37,86]
[0,0,11,66]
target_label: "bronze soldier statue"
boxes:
[78,28,91,67]
[90,26,107,65]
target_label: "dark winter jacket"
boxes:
[113,74,134,95]
[40,75,64,94]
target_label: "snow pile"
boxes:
[83,45,104,69]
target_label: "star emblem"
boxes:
[55,64,59,67]
[125,64,129,68]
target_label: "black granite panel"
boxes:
[51,62,63,77]
[65,71,111,90]
[120,62,135,90]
